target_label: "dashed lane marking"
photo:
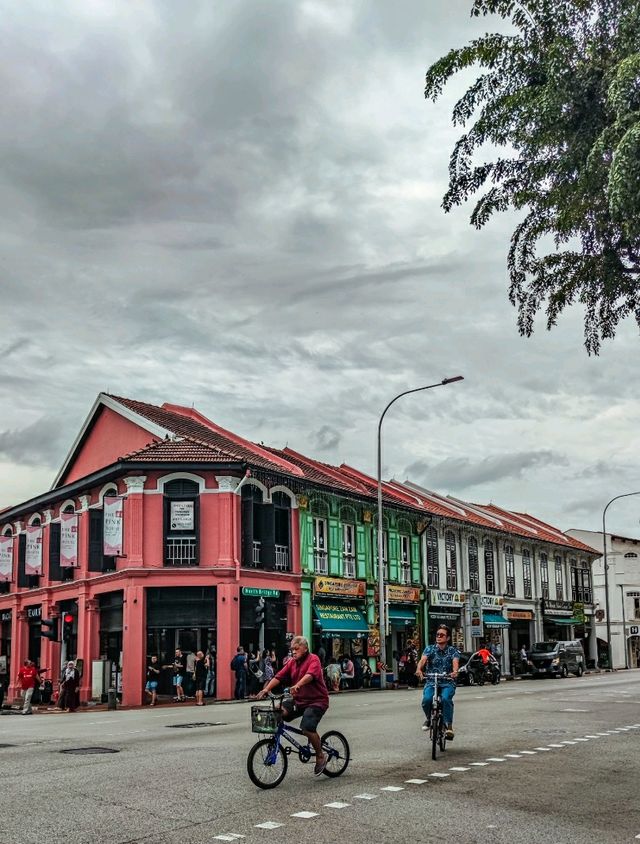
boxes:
[504,754,522,758]
[324,802,351,809]
[353,794,377,800]
[254,822,283,830]
[405,778,429,784]
[547,744,565,748]
[469,762,489,766]
[534,747,552,751]
[381,786,404,791]
[214,835,245,841]
[291,811,319,819]
[486,757,506,762]
[429,772,450,778]
[449,766,470,771]
[519,750,537,754]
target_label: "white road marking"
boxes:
[255,822,283,830]
[534,747,552,751]
[561,708,588,712]
[584,735,600,739]
[547,744,565,748]
[486,757,506,762]
[214,836,245,841]
[504,754,522,758]
[449,766,470,771]
[429,772,450,778]
[560,741,577,745]
[291,811,319,818]
[405,778,429,784]
[469,762,489,766]
[519,750,537,755]
[353,794,377,800]
[381,786,404,792]
[573,738,589,742]
[324,802,351,809]
[596,732,610,736]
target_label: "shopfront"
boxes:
[542,599,577,641]
[506,608,535,651]
[312,577,369,664]
[0,609,11,681]
[99,592,123,700]
[428,589,465,650]
[146,586,216,696]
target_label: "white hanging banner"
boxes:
[103,497,124,556]
[0,536,13,582]
[25,525,43,575]
[60,513,79,567]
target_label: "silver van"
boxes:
[528,640,585,678]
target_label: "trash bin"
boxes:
[107,688,117,710]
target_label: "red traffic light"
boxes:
[63,613,74,624]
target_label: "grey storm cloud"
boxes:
[405,451,569,491]
[0,1,638,537]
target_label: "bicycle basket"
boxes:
[251,705,281,734]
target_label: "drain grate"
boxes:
[167,722,227,729]
[60,747,120,755]
[524,728,568,734]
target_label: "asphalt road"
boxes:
[2,671,640,844]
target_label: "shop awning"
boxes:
[545,616,582,626]
[388,607,417,628]
[483,612,510,628]
[313,602,369,635]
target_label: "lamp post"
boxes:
[619,584,629,670]
[602,491,640,670]
[376,376,464,690]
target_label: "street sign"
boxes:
[630,625,639,636]
[241,587,280,598]
[470,593,483,637]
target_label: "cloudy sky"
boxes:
[1,0,638,538]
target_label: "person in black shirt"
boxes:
[193,650,207,706]
[163,648,186,702]
[145,656,160,706]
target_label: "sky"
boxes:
[1,0,639,539]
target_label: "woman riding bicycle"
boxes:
[415,625,460,739]
[256,634,330,776]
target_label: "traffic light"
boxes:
[62,612,75,642]
[41,618,59,642]
[254,598,265,627]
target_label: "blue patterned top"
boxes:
[422,644,460,686]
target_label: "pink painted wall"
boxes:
[62,407,158,485]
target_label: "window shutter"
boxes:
[88,509,104,571]
[49,523,62,581]
[17,534,28,587]
[241,495,254,567]
[261,503,275,570]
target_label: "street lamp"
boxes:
[602,491,640,670]
[619,584,629,670]
[376,376,464,690]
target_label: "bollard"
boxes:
[107,688,117,710]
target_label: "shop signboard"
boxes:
[367,624,380,655]
[429,589,466,607]
[0,610,11,622]
[470,593,483,637]
[170,500,194,531]
[544,599,573,616]
[103,496,124,556]
[507,610,534,620]
[386,585,421,603]
[26,606,41,619]
[241,587,281,598]
[314,577,366,598]
[572,602,585,624]
[60,513,79,567]
[25,526,43,575]
[481,595,505,607]
[0,535,13,582]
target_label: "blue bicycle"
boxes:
[247,693,350,789]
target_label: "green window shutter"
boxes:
[411,536,421,582]
[388,531,399,582]
[356,523,368,580]
[328,518,341,576]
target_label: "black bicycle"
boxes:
[424,671,452,760]
[247,693,350,789]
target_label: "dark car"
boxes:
[528,640,585,678]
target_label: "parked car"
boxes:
[528,640,585,678]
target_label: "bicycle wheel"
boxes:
[321,730,350,777]
[431,714,440,760]
[439,724,447,752]
[247,738,288,789]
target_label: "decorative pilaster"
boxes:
[124,476,146,565]
[77,595,100,702]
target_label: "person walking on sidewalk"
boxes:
[145,655,160,706]
[18,659,41,715]
[231,646,248,700]
[164,649,186,702]
[58,661,80,712]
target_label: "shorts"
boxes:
[195,678,206,692]
[145,681,158,691]
[282,701,326,733]
[172,675,183,687]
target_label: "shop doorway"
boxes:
[146,626,215,696]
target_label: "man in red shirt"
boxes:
[257,635,330,775]
[17,659,40,715]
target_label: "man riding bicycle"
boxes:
[415,625,460,739]
[256,635,330,775]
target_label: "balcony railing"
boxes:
[342,555,356,578]
[275,544,290,571]
[314,551,328,574]
[165,537,197,567]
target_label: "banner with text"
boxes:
[103,497,124,556]
[60,513,79,567]
[25,526,43,576]
[0,536,13,582]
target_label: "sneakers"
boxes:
[314,756,327,776]
[422,719,431,732]
[445,725,455,740]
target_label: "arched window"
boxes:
[468,537,479,592]
[504,544,515,597]
[484,540,495,595]
[426,526,439,588]
[522,548,532,598]
[540,552,549,599]
[164,479,200,567]
[445,531,457,590]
